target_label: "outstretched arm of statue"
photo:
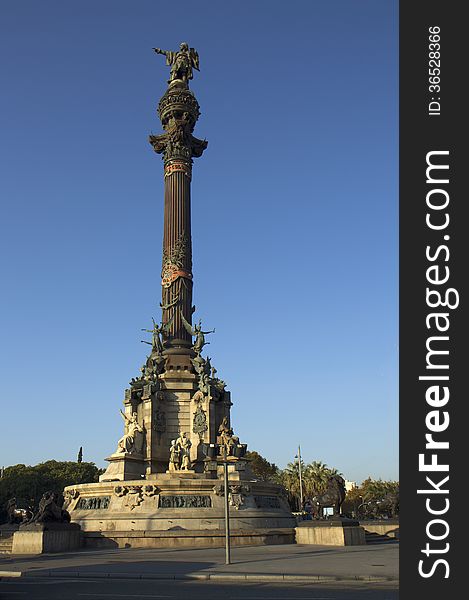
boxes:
[120,409,130,423]
[202,328,215,335]
[153,48,167,55]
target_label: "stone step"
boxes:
[0,536,14,553]
[365,532,397,544]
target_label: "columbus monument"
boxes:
[64,44,295,548]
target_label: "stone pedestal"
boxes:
[64,474,295,548]
[12,523,82,554]
[99,453,146,482]
[0,524,19,554]
[359,519,399,539]
[0,524,19,533]
[295,518,366,546]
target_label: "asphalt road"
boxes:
[0,578,399,600]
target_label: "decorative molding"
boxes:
[76,496,111,510]
[254,495,281,509]
[192,404,207,439]
[213,484,251,510]
[164,162,192,178]
[114,485,128,498]
[158,89,201,124]
[192,390,205,403]
[161,234,192,288]
[161,265,192,288]
[159,495,211,509]
[153,408,166,433]
[114,485,143,510]
[113,484,159,509]
[143,484,160,497]
[63,489,79,510]
[228,485,249,510]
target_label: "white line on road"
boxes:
[78,596,350,600]
[78,595,172,598]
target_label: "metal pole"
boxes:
[297,445,304,511]
[223,459,231,564]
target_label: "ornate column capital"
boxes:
[149,82,208,164]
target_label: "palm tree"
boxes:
[277,457,344,512]
[277,461,304,511]
[304,461,342,497]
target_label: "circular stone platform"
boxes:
[64,473,296,549]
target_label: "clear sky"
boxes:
[0,1,398,483]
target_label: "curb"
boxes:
[0,570,398,583]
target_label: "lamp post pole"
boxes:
[297,445,304,511]
[223,455,231,565]
[202,441,246,566]
[356,496,363,519]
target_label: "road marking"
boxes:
[78,595,171,598]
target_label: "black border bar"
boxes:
[400,1,464,596]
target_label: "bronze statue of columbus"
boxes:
[153,42,200,85]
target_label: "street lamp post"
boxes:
[202,441,247,566]
[355,496,363,519]
[222,451,231,565]
[295,445,304,512]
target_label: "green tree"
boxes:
[342,478,399,518]
[303,461,340,497]
[0,461,104,521]
[361,477,398,502]
[341,485,363,517]
[277,461,304,512]
[277,458,343,512]
[245,451,279,482]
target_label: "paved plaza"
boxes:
[0,542,399,599]
[1,541,398,582]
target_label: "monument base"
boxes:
[64,472,295,548]
[295,518,366,546]
[84,528,294,549]
[0,525,19,554]
[12,522,82,555]
[359,519,399,539]
[99,453,146,482]
[0,524,20,533]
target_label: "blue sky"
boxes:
[0,1,398,483]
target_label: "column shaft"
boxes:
[161,167,193,347]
